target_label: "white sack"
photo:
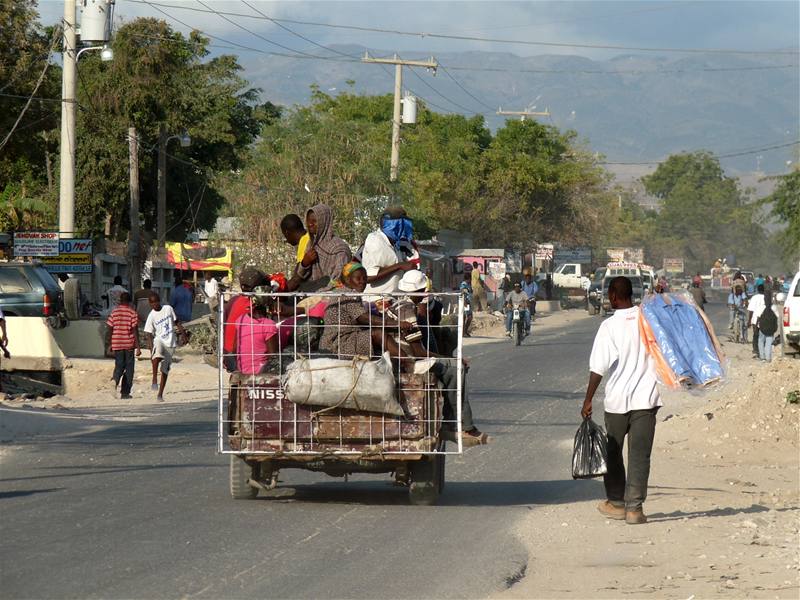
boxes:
[282,352,402,416]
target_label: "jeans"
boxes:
[604,408,658,512]
[505,309,531,332]
[432,360,474,431]
[113,349,136,396]
[758,332,774,362]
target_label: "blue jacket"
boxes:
[641,293,724,386]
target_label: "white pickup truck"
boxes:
[778,272,800,355]
[552,263,591,290]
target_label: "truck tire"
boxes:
[409,454,444,506]
[63,278,81,320]
[230,455,258,499]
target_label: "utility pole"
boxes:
[362,52,437,181]
[128,127,141,289]
[59,0,78,239]
[157,125,167,247]
[497,107,550,121]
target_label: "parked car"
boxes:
[0,262,66,326]
[777,272,800,355]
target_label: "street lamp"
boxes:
[157,128,192,246]
[76,44,114,62]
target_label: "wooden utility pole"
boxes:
[362,52,438,181]
[497,107,550,121]
[157,124,167,247]
[128,126,141,290]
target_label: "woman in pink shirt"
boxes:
[235,303,279,375]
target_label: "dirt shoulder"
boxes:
[497,338,800,598]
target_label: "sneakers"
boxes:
[625,509,648,525]
[597,500,625,520]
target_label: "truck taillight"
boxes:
[785,306,790,327]
[43,294,51,316]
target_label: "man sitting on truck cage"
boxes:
[396,270,490,446]
[319,262,413,366]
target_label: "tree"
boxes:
[763,169,800,263]
[0,0,61,229]
[73,18,269,238]
[641,152,764,272]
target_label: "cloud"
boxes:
[34,0,799,60]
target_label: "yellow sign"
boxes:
[42,253,92,265]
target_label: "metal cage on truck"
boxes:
[216,290,466,505]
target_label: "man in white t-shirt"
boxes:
[747,284,766,358]
[144,292,185,401]
[581,276,661,525]
[362,207,417,296]
[106,275,128,310]
[203,271,219,309]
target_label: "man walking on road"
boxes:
[581,276,661,525]
[747,284,766,358]
[106,292,141,399]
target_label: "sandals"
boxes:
[461,428,491,447]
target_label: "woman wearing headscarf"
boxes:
[320,262,412,363]
[297,203,352,289]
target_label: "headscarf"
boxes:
[341,261,365,280]
[305,203,352,282]
[380,207,414,252]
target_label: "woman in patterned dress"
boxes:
[320,262,412,362]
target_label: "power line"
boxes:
[125,1,800,56]
[600,140,800,165]
[438,64,496,112]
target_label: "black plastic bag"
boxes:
[572,417,608,479]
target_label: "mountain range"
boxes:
[241,44,799,174]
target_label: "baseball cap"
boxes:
[398,269,427,292]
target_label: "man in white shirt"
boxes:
[581,276,661,525]
[362,207,417,296]
[203,271,219,309]
[747,284,766,358]
[106,275,128,310]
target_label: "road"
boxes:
[0,304,727,599]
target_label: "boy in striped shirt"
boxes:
[106,292,141,399]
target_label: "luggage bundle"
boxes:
[639,291,727,389]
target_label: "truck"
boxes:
[551,263,591,290]
[219,289,472,506]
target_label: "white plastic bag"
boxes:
[282,352,402,416]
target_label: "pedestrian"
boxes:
[747,284,766,358]
[581,276,661,525]
[689,280,707,311]
[470,262,489,312]
[170,274,194,323]
[459,274,473,337]
[728,286,748,341]
[134,279,153,324]
[203,271,219,309]
[362,206,417,295]
[105,275,128,310]
[521,270,539,317]
[0,307,7,391]
[756,290,779,362]
[144,292,185,401]
[106,292,141,399]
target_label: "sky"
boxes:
[36,0,800,61]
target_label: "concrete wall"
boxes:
[1,317,107,374]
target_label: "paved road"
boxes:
[0,305,727,599]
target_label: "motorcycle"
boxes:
[510,307,526,346]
